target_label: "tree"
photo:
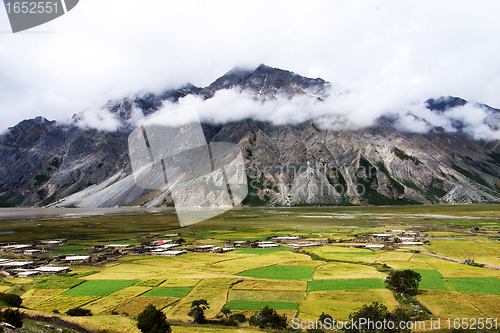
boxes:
[249,305,287,330]
[137,304,172,333]
[0,293,22,307]
[66,308,92,316]
[343,302,412,333]
[217,307,237,326]
[188,299,209,324]
[386,269,421,295]
[0,308,23,328]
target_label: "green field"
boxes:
[143,287,192,298]
[64,280,138,297]
[237,265,315,280]
[308,278,385,292]
[448,278,500,295]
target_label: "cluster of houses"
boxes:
[365,229,425,250]
[0,229,428,277]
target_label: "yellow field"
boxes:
[83,286,151,314]
[417,290,483,319]
[36,295,101,313]
[298,289,398,321]
[202,252,311,275]
[159,278,201,288]
[426,261,500,278]
[460,292,500,318]
[0,285,11,292]
[232,280,307,291]
[114,296,179,317]
[381,259,434,270]
[228,289,306,303]
[313,262,387,280]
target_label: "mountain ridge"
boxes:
[1,65,500,208]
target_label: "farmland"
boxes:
[0,204,498,332]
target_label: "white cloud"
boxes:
[0,0,499,139]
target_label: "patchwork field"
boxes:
[299,289,398,321]
[308,278,386,292]
[1,205,500,333]
[64,280,138,297]
[36,295,101,313]
[114,296,179,317]
[82,286,151,314]
[143,287,192,298]
[237,265,315,280]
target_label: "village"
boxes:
[0,229,427,278]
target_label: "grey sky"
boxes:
[1,0,499,134]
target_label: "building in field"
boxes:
[154,250,186,256]
[24,249,41,257]
[34,266,70,274]
[257,241,278,249]
[62,255,90,263]
[366,244,385,250]
[195,245,217,252]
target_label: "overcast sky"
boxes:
[1,0,499,134]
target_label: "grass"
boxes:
[307,278,385,292]
[237,265,315,280]
[228,289,306,303]
[143,287,192,298]
[447,278,500,295]
[226,300,299,310]
[64,280,138,297]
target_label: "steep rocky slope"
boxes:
[1,65,499,208]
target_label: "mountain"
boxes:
[1,65,500,208]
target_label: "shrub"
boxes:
[343,302,412,333]
[66,308,92,316]
[231,313,246,323]
[249,305,287,330]
[137,304,171,333]
[0,293,22,307]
